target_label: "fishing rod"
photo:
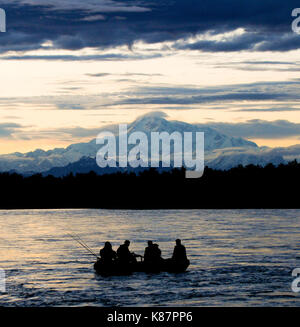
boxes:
[71,232,95,253]
[69,233,98,257]
[67,233,99,259]
[68,233,99,259]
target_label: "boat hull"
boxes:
[94,259,190,276]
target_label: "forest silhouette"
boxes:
[0,161,299,209]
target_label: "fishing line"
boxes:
[67,232,99,259]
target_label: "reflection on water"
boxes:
[0,209,300,306]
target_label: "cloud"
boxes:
[2,112,300,150]
[58,126,104,138]
[8,0,150,13]
[0,53,162,61]
[98,80,300,106]
[175,32,264,52]
[199,120,300,139]
[136,111,168,120]
[0,123,23,138]
[0,79,300,110]
[110,92,287,105]
[81,15,106,22]
[0,0,300,54]
[175,31,300,53]
[85,73,111,77]
[240,107,300,112]
[56,103,85,110]
[214,60,300,72]
[86,72,163,77]
[6,125,108,142]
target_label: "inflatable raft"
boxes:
[94,258,190,276]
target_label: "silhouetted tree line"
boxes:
[0,161,299,209]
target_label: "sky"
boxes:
[0,0,300,154]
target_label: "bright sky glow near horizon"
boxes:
[0,1,300,154]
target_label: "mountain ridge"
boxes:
[0,112,298,174]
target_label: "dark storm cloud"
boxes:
[175,32,265,52]
[198,120,300,139]
[175,32,300,53]
[0,0,300,54]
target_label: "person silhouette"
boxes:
[117,240,134,264]
[152,243,163,263]
[100,242,117,264]
[144,241,163,263]
[172,239,187,262]
[144,240,154,262]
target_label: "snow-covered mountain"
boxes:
[128,112,257,151]
[0,112,298,175]
[206,147,286,170]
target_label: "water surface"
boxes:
[0,209,299,306]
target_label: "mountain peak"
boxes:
[0,113,279,174]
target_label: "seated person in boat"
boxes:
[144,241,163,263]
[117,240,136,263]
[100,242,117,264]
[153,244,163,263]
[172,239,188,263]
[144,241,154,262]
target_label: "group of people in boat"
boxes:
[99,239,188,265]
